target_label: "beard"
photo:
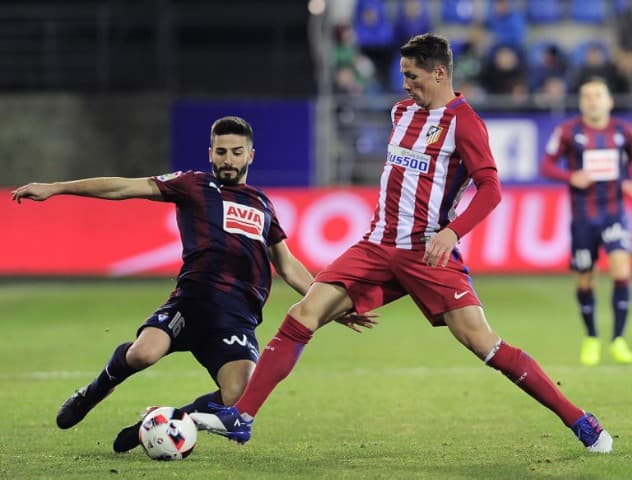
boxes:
[212,164,249,185]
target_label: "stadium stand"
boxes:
[569,0,608,24]
[338,0,622,97]
[526,0,563,24]
[440,0,475,24]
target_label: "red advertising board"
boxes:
[2,185,594,276]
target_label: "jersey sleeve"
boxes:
[448,109,501,239]
[266,200,287,246]
[448,167,501,239]
[151,170,193,203]
[454,109,497,173]
[623,121,632,178]
[540,125,572,182]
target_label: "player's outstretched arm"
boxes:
[268,240,314,296]
[12,177,162,203]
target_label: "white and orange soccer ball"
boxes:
[138,407,197,460]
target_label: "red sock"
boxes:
[235,315,313,417]
[486,341,584,427]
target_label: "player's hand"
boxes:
[423,228,458,267]
[569,170,592,189]
[335,311,379,333]
[622,179,632,198]
[11,183,56,203]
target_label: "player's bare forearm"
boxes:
[268,241,314,296]
[279,260,314,296]
[12,177,162,203]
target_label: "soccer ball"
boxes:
[139,407,197,460]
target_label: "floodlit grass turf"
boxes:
[1,275,631,480]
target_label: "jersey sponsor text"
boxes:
[223,201,265,241]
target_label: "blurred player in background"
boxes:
[11,116,373,452]
[540,76,632,366]
[192,34,614,453]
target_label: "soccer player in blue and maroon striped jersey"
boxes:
[541,76,632,366]
[12,116,373,453]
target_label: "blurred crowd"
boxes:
[333,0,632,107]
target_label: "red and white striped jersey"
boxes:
[364,93,497,249]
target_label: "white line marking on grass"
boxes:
[1,370,204,380]
[302,365,630,377]
[2,365,627,381]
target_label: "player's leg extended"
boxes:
[236,282,352,415]
[607,249,632,363]
[444,306,612,453]
[576,271,601,365]
[57,327,170,429]
[571,221,601,365]
[191,283,353,443]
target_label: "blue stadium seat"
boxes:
[528,40,564,67]
[527,40,568,90]
[526,0,563,23]
[484,0,526,48]
[570,0,608,24]
[353,0,394,48]
[394,0,433,46]
[389,54,403,93]
[615,0,630,13]
[450,39,468,59]
[571,40,610,67]
[441,0,474,24]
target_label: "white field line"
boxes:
[1,365,628,381]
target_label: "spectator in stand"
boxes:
[352,0,395,89]
[393,0,433,47]
[479,44,528,104]
[353,0,393,48]
[615,0,632,87]
[571,43,629,94]
[529,43,568,93]
[533,75,568,109]
[484,0,526,48]
[452,25,488,103]
[333,24,381,95]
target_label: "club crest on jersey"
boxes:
[223,201,264,241]
[425,125,443,145]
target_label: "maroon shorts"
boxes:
[314,240,480,326]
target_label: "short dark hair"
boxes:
[579,76,611,93]
[400,33,453,76]
[210,116,254,145]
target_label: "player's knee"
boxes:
[220,381,248,406]
[125,345,161,369]
[288,302,319,325]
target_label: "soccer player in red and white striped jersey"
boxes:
[194,34,613,453]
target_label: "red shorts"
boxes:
[314,240,480,326]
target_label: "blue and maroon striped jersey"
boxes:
[152,170,286,318]
[541,116,632,220]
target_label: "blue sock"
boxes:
[612,280,629,340]
[180,391,223,413]
[87,342,136,396]
[577,288,597,337]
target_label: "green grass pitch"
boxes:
[1,275,631,479]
